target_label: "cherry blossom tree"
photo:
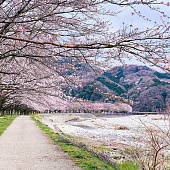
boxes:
[0,0,169,110]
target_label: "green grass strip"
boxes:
[0,115,19,136]
[32,116,115,170]
[118,161,140,170]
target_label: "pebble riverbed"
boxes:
[42,113,170,148]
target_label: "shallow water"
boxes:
[66,121,94,130]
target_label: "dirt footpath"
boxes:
[0,116,83,170]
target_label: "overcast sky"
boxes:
[102,1,170,72]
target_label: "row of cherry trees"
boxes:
[45,100,132,113]
[0,0,169,111]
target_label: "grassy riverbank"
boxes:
[0,115,19,136]
[32,115,139,170]
[32,116,115,170]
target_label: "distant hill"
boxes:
[63,64,170,112]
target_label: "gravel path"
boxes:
[0,116,83,170]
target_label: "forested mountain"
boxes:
[63,64,170,112]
